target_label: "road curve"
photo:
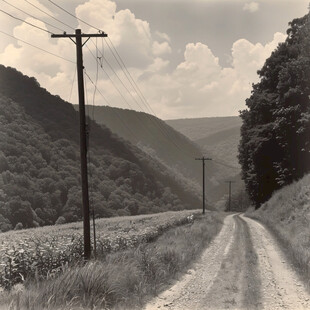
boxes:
[144,214,310,310]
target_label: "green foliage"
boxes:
[239,12,310,207]
[224,190,251,212]
[0,211,199,291]
[2,211,224,310]
[0,65,202,231]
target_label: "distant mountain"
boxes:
[73,105,238,202]
[72,105,205,184]
[0,65,203,232]
[166,116,242,168]
[166,116,242,141]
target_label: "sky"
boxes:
[0,0,309,120]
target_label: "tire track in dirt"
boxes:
[198,215,261,310]
[144,214,236,310]
[242,215,310,310]
[144,214,310,310]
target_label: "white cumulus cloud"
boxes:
[243,2,260,13]
[0,0,288,120]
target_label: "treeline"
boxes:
[0,66,201,232]
[239,12,310,207]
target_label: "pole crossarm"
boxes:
[51,29,107,260]
[195,157,212,161]
[51,32,107,38]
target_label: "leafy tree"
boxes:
[239,12,310,207]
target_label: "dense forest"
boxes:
[239,12,310,207]
[0,65,202,232]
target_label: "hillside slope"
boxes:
[73,105,206,184]
[0,65,202,231]
[166,116,241,168]
[195,126,241,167]
[166,116,242,141]
[73,105,236,202]
[247,173,310,288]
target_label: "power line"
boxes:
[42,1,199,158]
[45,0,156,116]
[1,0,64,33]
[84,70,140,142]
[24,0,75,31]
[105,37,157,117]
[0,30,75,63]
[98,40,194,157]
[68,65,77,102]
[0,8,53,34]
[47,0,101,32]
[93,49,189,156]
[212,159,240,170]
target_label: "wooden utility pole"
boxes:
[225,181,235,212]
[51,29,107,260]
[195,157,212,214]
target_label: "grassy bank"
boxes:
[1,211,225,310]
[246,174,310,291]
[0,210,200,290]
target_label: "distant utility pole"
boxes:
[51,29,107,260]
[225,181,235,212]
[195,157,212,214]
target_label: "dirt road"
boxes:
[144,214,310,310]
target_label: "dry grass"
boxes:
[246,173,310,291]
[1,212,224,310]
[0,210,200,290]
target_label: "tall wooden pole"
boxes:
[195,157,212,214]
[76,29,91,260]
[52,29,107,260]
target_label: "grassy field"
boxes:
[0,210,200,291]
[0,211,225,310]
[246,173,310,291]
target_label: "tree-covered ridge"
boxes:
[0,66,201,232]
[239,12,310,207]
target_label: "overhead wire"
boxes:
[68,66,77,102]
[0,30,75,63]
[24,0,75,31]
[105,38,156,116]
[17,0,204,160]
[91,41,193,157]
[86,44,189,156]
[44,0,157,122]
[100,39,196,158]
[1,0,64,33]
[46,0,101,32]
[211,159,240,170]
[0,8,53,34]
[84,69,140,142]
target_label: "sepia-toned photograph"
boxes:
[0,0,309,309]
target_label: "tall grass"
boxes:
[0,210,199,290]
[246,173,310,291]
[2,212,224,310]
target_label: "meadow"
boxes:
[0,210,224,310]
[0,210,199,291]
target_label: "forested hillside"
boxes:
[239,12,310,207]
[73,105,234,201]
[166,116,242,141]
[166,116,242,169]
[0,65,202,232]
